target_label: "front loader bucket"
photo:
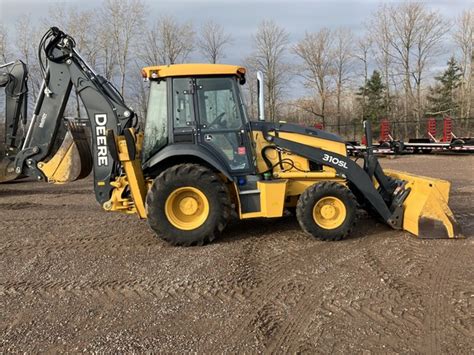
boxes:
[37,122,92,183]
[384,169,462,239]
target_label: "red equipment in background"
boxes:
[314,122,324,130]
[379,119,390,142]
[442,117,453,142]
[427,118,437,141]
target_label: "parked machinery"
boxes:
[0,28,462,245]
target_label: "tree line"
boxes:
[0,0,472,139]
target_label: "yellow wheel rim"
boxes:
[165,187,210,230]
[312,196,346,230]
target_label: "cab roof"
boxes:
[141,63,246,79]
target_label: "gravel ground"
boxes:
[0,154,473,353]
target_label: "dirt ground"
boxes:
[0,155,473,353]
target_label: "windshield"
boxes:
[236,80,250,124]
[142,80,168,162]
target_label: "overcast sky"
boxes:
[1,0,470,61]
[0,0,472,96]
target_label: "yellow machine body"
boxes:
[103,121,460,240]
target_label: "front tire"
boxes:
[296,182,357,241]
[146,164,231,246]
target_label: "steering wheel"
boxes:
[209,112,226,128]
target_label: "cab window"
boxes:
[196,78,243,130]
[173,78,194,128]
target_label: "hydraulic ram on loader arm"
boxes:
[0,27,146,210]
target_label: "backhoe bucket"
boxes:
[37,122,92,183]
[0,154,20,183]
[0,139,21,183]
[384,169,462,239]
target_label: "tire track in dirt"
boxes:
[222,217,307,291]
[425,241,473,354]
[449,286,474,339]
[226,243,331,349]
[0,212,121,225]
[0,234,156,256]
[226,215,381,350]
[0,188,92,197]
[308,234,429,352]
[0,202,43,210]
[229,241,368,351]
[0,276,250,304]
[361,235,436,351]
[263,241,411,353]
[0,224,155,256]
[263,274,322,353]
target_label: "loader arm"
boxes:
[260,122,461,239]
[3,27,136,205]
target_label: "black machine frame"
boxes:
[5,28,135,204]
[0,60,29,153]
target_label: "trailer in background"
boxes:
[346,117,474,156]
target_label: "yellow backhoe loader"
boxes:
[0,27,462,245]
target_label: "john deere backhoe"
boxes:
[0,27,461,245]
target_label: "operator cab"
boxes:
[141,64,255,177]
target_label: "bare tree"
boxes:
[197,20,233,64]
[354,34,373,120]
[370,6,394,123]
[371,2,450,137]
[453,9,474,124]
[141,16,194,66]
[386,2,424,137]
[333,28,354,134]
[294,28,334,127]
[253,20,289,121]
[0,24,9,62]
[101,0,146,96]
[412,9,450,136]
[14,15,42,103]
[94,25,117,81]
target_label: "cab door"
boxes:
[195,77,254,174]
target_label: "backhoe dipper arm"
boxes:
[0,60,28,152]
[17,27,135,204]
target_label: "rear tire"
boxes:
[296,182,357,241]
[146,164,231,246]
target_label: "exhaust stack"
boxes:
[257,71,265,122]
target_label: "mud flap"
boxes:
[384,169,462,239]
[37,122,92,183]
